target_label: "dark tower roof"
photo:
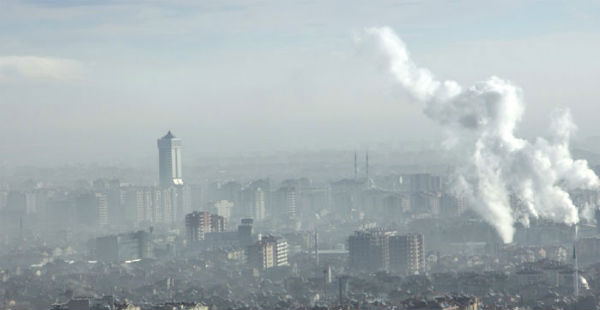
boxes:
[162,130,175,139]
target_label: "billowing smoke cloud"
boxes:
[580,202,597,224]
[365,27,599,243]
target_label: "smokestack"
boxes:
[574,224,579,297]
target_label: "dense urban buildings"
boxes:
[2,144,600,310]
[1,133,600,310]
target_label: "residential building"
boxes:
[389,233,425,275]
[246,235,288,270]
[348,229,393,272]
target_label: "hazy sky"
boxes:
[1,0,600,166]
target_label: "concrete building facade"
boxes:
[389,233,425,275]
[349,229,425,274]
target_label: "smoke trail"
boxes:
[365,27,599,243]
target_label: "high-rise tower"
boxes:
[157,131,183,187]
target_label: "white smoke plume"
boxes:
[580,202,597,224]
[365,27,599,243]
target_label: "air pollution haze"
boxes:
[366,27,600,243]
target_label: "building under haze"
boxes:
[348,229,393,273]
[185,211,225,242]
[389,233,425,275]
[246,235,288,271]
[95,230,153,262]
[157,131,183,188]
[349,229,425,275]
[238,218,254,247]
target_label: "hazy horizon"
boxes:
[2,1,600,166]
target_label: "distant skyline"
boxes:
[1,1,600,166]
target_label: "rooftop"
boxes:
[161,130,175,139]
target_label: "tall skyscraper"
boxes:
[157,131,183,188]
